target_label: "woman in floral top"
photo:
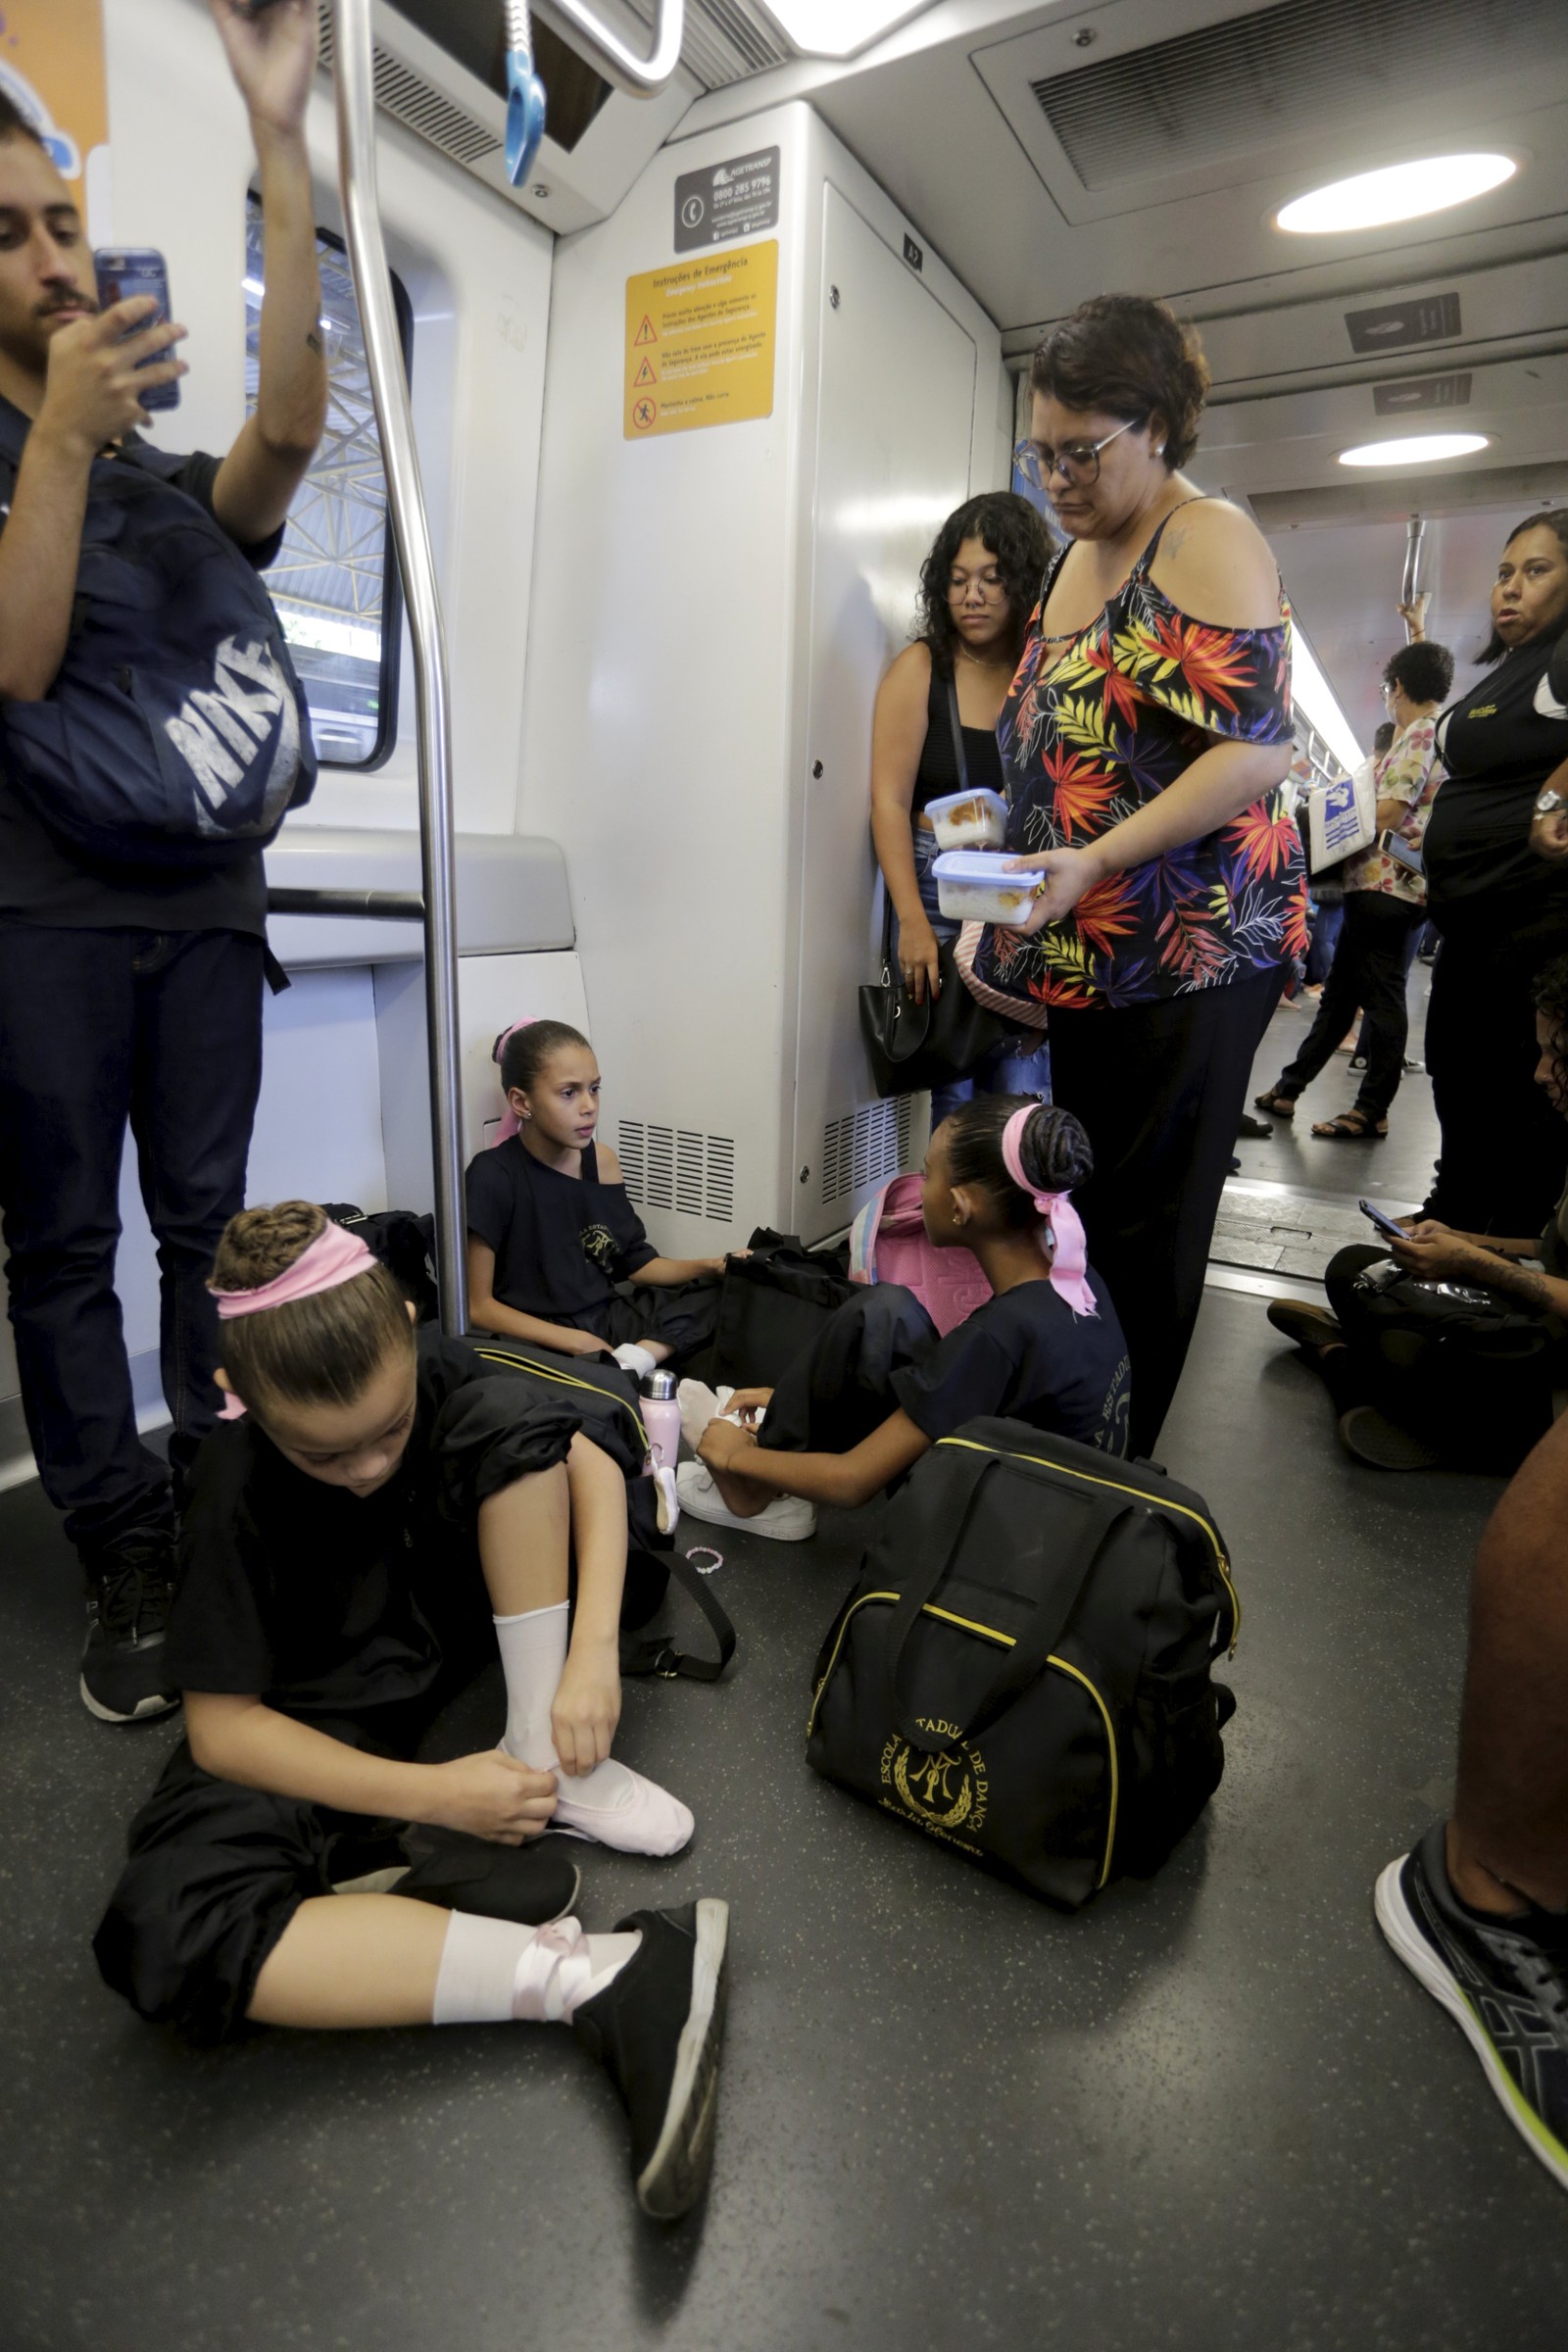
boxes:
[975,295,1304,1451]
[1255,633,1453,1141]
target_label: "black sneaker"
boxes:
[1266,1298,1342,1351]
[79,1525,178,1723]
[1376,1823,1568,2192]
[1339,1403,1441,1471]
[572,1897,729,2221]
[394,1831,581,1926]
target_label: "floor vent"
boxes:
[1030,0,1564,192]
[821,1099,914,1207]
[618,1121,736,1222]
[317,8,502,169]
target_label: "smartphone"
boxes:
[1378,829,1424,876]
[93,248,179,413]
[1359,1199,1409,1242]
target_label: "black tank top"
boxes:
[911,657,1008,814]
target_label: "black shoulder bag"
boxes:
[858,678,1013,1098]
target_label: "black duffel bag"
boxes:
[708,1228,857,1387]
[807,1418,1239,1909]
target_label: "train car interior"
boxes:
[4,0,1568,2341]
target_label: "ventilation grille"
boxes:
[1032,0,1565,192]
[624,0,790,87]
[618,1121,736,1222]
[821,1099,914,1208]
[317,8,503,167]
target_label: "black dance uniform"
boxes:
[1423,639,1568,1231]
[93,1332,613,2045]
[758,1277,1132,1466]
[466,1136,720,1366]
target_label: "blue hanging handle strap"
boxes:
[503,0,549,188]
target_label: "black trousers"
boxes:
[1048,967,1284,1456]
[1275,891,1423,1122]
[0,924,265,1549]
[759,1285,940,1457]
[1424,915,1568,1235]
[556,1276,721,1368]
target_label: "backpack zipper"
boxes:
[936,1435,1241,1656]
[471,1344,652,1461]
[807,1587,1119,1889]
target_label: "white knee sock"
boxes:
[494,1601,694,1856]
[431,1911,639,2026]
[612,1342,658,1381]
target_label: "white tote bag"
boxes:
[1306,754,1378,873]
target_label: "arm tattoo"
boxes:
[1492,1256,1552,1313]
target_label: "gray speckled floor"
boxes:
[8,1017,1568,2349]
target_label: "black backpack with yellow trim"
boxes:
[806,1417,1237,1909]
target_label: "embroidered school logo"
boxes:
[880,1720,989,1837]
[580,1222,618,1273]
[1467,705,1497,718]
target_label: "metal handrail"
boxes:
[511,0,686,102]
[332,0,468,1335]
[266,888,424,920]
[1401,513,1427,620]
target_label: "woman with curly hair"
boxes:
[868,491,1055,1121]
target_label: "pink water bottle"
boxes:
[641,1370,681,1477]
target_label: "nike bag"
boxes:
[806,1419,1239,1909]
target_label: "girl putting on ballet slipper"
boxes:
[466,1021,735,1382]
[677,1099,1131,1543]
[93,1202,725,2221]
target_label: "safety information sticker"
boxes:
[673,147,780,253]
[624,241,778,441]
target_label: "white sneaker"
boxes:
[675,1460,816,1544]
[676,1380,735,1450]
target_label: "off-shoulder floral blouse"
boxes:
[975,501,1308,1012]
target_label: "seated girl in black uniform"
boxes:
[94,1203,725,2222]
[466,1021,728,1379]
[677,1099,1130,1542]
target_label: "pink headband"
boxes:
[209,1222,380,1418]
[492,1018,536,1145]
[1000,1105,1098,1320]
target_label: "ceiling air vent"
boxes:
[317,7,502,167]
[1031,0,1563,192]
[623,0,790,88]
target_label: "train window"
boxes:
[243,199,412,770]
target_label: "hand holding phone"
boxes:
[1359,1199,1409,1242]
[93,250,179,413]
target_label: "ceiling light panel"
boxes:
[1277,154,1517,235]
[1338,434,1493,467]
[758,1,932,61]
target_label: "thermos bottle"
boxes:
[640,1369,681,1476]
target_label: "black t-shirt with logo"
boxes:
[891,1275,1132,1456]
[0,412,281,934]
[164,1331,587,1738]
[465,1135,658,1320]
[1427,635,1568,949]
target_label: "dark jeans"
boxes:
[1424,914,1568,1235]
[1305,897,1344,988]
[1275,890,1423,1122]
[1048,967,1284,1457]
[0,925,265,1550]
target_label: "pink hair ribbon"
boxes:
[209,1221,381,1418]
[491,1018,536,1144]
[1000,1105,1099,1319]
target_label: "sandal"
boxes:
[1253,1087,1297,1119]
[1310,1109,1388,1141]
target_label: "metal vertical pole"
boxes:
[332,0,467,1333]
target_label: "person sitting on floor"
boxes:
[1266,953,1568,1472]
[466,1021,731,1381]
[93,1202,723,2222]
[1375,1405,1568,2194]
[675,1099,1131,1543]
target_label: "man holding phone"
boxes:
[0,0,325,1722]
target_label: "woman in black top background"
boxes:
[1422,512,1568,1234]
[868,493,1054,1122]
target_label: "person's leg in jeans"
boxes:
[1375,1412,1568,2190]
[1051,968,1283,1455]
[129,930,266,1502]
[0,926,171,1549]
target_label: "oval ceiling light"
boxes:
[760,1,935,61]
[1276,154,1516,235]
[1339,433,1492,467]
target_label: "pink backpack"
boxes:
[848,1173,991,1337]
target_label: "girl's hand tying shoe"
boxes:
[552,1642,622,1776]
[719,1388,772,1430]
[697,1418,759,1475]
[421,1750,560,1843]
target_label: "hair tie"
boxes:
[999,1105,1099,1320]
[209,1223,380,1418]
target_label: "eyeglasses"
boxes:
[947,572,1007,603]
[1013,416,1142,491]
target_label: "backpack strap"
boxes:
[619,1547,737,1683]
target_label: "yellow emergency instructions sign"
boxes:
[623,241,778,440]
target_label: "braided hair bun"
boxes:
[210,1200,413,1413]
[210,1200,327,1292]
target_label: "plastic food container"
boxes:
[924,787,1007,851]
[932,849,1037,927]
